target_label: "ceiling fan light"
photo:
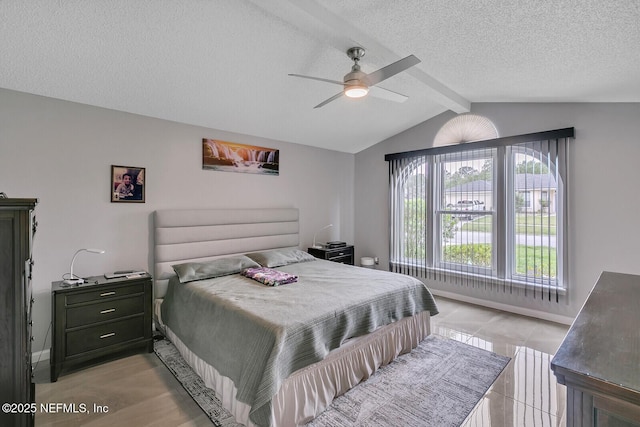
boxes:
[344,85,369,98]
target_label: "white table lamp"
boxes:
[312,224,333,249]
[64,248,105,285]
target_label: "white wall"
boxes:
[355,103,640,322]
[0,88,354,358]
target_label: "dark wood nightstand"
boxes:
[50,273,153,382]
[308,245,354,265]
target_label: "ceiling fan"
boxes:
[289,47,421,109]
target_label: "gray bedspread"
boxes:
[161,259,438,427]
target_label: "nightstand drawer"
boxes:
[326,247,354,260]
[66,294,145,328]
[65,283,144,305]
[329,254,353,264]
[66,316,145,356]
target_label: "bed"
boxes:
[153,208,438,427]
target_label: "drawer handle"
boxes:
[100,308,116,314]
[100,291,116,297]
[100,332,116,339]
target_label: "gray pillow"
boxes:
[172,255,260,283]
[245,248,316,268]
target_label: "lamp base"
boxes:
[63,278,84,285]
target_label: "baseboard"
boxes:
[430,289,575,325]
[32,348,50,363]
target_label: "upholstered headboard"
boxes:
[153,208,299,299]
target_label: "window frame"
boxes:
[386,127,573,298]
[432,148,497,277]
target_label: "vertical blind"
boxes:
[386,128,573,301]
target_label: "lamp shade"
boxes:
[84,248,106,254]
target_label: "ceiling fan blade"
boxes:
[365,54,421,86]
[288,74,343,86]
[369,86,409,103]
[314,91,344,109]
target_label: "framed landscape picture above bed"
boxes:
[111,165,145,203]
[202,138,279,176]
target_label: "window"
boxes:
[387,127,572,301]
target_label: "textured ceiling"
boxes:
[1,1,638,153]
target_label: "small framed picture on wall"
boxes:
[111,165,145,203]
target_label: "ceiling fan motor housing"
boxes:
[344,71,369,98]
[344,68,367,85]
[344,65,369,98]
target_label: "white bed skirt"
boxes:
[158,302,431,427]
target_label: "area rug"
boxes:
[154,335,510,427]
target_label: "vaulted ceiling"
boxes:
[2,1,638,153]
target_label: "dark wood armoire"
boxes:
[0,198,37,427]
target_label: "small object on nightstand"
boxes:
[50,273,153,382]
[308,245,354,265]
[105,269,146,279]
[326,241,347,249]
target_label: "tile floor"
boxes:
[432,297,570,427]
[34,295,570,426]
